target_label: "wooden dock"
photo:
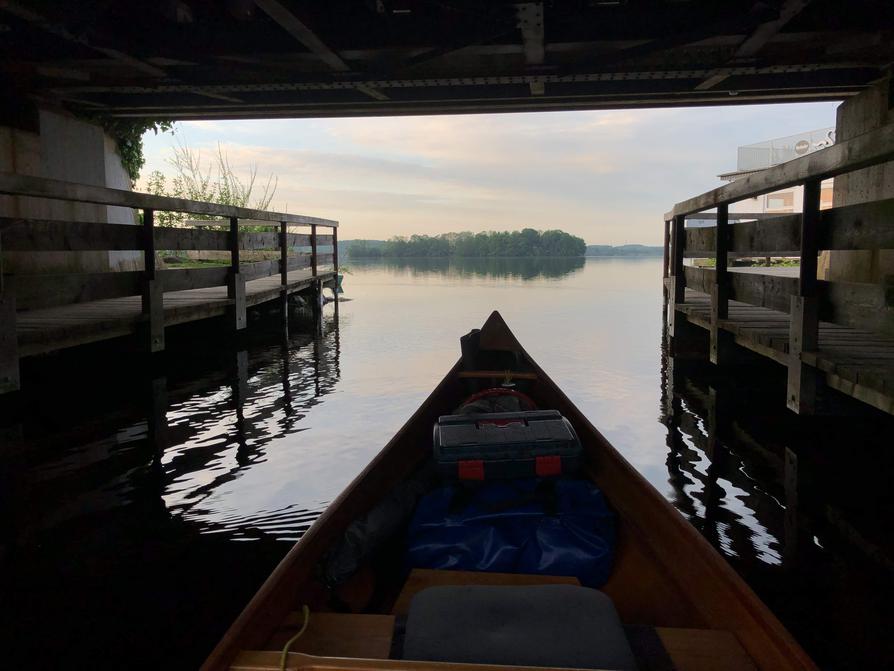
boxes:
[15,268,336,358]
[672,280,894,415]
[662,120,894,416]
[0,173,340,393]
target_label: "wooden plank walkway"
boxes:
[17,268,335,357]
[676,287,894,415]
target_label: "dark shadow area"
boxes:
[0,306,340,669]
[661,332,894,670]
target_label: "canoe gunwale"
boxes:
[521,339,817,671]
[200,359,465,671]
[202,312,817,671]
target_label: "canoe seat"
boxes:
[392,568,580,615]
[402,584,638,671]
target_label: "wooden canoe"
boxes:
[202,311,816,671]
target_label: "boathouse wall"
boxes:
[822,75,894,283]
[0,104,139,275]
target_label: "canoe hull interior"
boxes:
[202,311,816,671]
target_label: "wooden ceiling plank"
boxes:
[696,0,813,90]
[254,0,350,72]
[0,0,167,78]
[253,0,388,100]
[516,2,545,65]
[736,0,813,59]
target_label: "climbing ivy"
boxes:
[97,118,174,185]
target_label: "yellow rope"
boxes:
[279,605,310,671]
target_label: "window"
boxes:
[766,191,794,211]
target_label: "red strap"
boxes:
[458,459,485,480]
[461,387,537,410]
[535,455,562,477]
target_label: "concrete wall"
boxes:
[0,108,140,275]
[821,76,894,283]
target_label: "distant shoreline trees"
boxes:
[348,229,586,258]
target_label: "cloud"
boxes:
[141,102,839,244]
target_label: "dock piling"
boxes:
[0,173,340,395]
[710,205,732,365]
[228,216,247,331]
[279,220,289,336]
[786,179,821,414]
[663,118,894,417]
[0,269,20,394]
[141,208,165,353]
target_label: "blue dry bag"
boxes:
[406,478,616,587]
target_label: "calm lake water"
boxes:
[1,257,892,669]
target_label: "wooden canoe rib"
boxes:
[202,311,816,671]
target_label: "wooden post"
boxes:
[228,216,246,331]
[279,221,289,287]
[141,208,165,352]
[702,385,726,546]
[0,269,20,394]
[787,179,820,414]
[232,349,250,464]
[668,214,686,337]
[281,340,293,418]
[783,447,799,566]
[710,204,731,365]
[662,218,671,279]
[147,375,168,457]
[311,280,322,322]
[310,223,318,278]
[279,220,289,335]
[332,226,339,275]
[332,226,339,318]
[313,332,321,397]
[309,223,321,325]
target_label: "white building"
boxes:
[720,127,836,214]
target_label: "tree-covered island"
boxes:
[347,229,586,258]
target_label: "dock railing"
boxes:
[663,121,894,415]
[0,172,338,393]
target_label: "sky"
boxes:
[140,102,838,245]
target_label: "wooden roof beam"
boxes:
[253,0,389,101]
[516,2,545,65]
[695,0,813,90]
[516,2,545,95]
[0,0,166,78]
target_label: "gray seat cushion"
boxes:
[403,584,638,670]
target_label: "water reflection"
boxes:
[2,258,892,670]
[351,256,586,280]
[0,310,344,668]
[160,318,342,541]
[660,322,894,669]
